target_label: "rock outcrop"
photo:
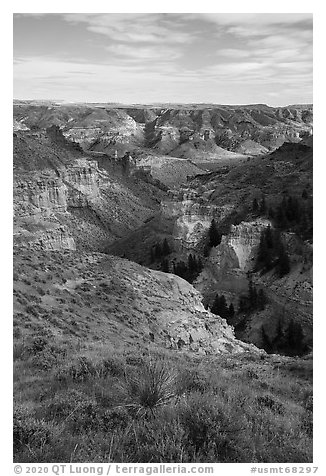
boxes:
[162,190,233,249]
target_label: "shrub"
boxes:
[100,356,125,377]
[45,390,100,432]
[177,368,211,394]
[178,392,242,461]
[26,336,48,355]
[30,346,65,370]
[255,395,285,414]
[101,407,132,432]
[13,405,54,454]
[55,356,97,382]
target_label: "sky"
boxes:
[13,12,313,106]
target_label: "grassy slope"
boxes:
[13,249,312,463]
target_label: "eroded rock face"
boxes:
[222,219,271,271]
[62,159,100,206]
[14,177,68,218]
[162,189,233,249]
[63,109,145,152]
[120,262,258,354]
[195,219,271,300]
[13,158,104,251]
[63,127,103,147]
[13,150,164,253]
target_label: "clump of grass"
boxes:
[119,358,179,416]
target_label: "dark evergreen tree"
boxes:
[261,326,272,353]
[285,196,300,223]
[268,207,275,219]
[161,259,169,273]
[276,204,288,229]
[238,295,248,313]
[285,319,306,356]
[208,219,222,247]
[212,294,230,319]
[198,258,203,272]
[228,303,235,318]
[211,293,220,315]
[277,242,290,277]
[252,197,259,214]
[154,243,162,259]
[248,278,258,308]
[265,225,274,249]
[188,254,195,274]
[302,189,308,200]
[259,196,266,215]
[256,228,273,271]
[257,289,267,310]
[162,238,171,256]
[218,295,229,318]
[203,244,210,257]
[298,211,308,239]
[273,318,285,351]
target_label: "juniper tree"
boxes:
[277,242,290,277]
[162,238,171,256]
[259,196,266,215]
[208,219,222,247]
[252,198,259,214]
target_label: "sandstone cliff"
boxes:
[13,130,165,252]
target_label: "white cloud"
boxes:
[186,13,312,27]
[106,44,182,62]
[217,49,250,59]
[62,13,194,45]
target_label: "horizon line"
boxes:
[13,99,313,108]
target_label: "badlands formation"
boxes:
[13,101,313,463]
[14,101,313,354]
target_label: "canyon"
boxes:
[13,101,313,356]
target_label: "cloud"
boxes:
[185,13,312,28]
[62,13,194,45]
[13,13,312,106]
[217,49,251,59]
[106,44,183,62]
[13,54,312,105]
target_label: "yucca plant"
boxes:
[118,358,179,417]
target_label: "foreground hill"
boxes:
[14,248,312,463]
[14,248,253,355]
